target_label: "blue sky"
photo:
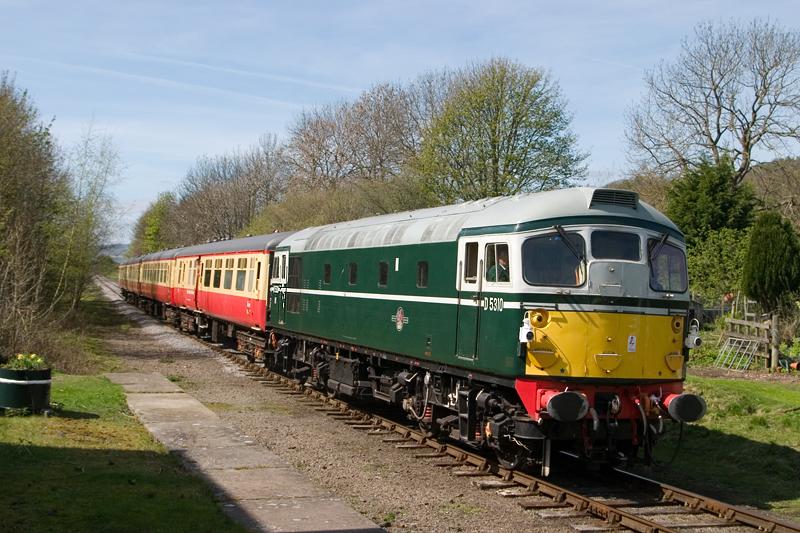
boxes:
[2,1,798,242]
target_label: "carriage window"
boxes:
[213,258,222,288]
[323,264,331,284]
[485,243,510,283]
[236,269,247,291]
[378,261,388,287]
[348,262,358,285]
[592,231,641,261]
[247,267,255,292]
[522,232,585,287]
[648,239,687,293]
[463,242,478,283]
[416,261,428,288]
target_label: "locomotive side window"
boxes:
[464,242,478,283]
[378,261,388,287]
[485,243,510,283]
[348,262,358,285]
[648,239,688,292]
[592,231,640,261]
[522,232,585,287]
[323,263,331,284]
[416,261,428,288]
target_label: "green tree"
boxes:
[416,58,587,203]
[129,192,177,256]
[687,228,749,304]
[741,212,800,312]
[666,158,755,246]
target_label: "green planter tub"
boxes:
[0,368,51,412]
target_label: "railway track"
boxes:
[99,278,800,533]
[217,351,800,533]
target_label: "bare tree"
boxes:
[164,135,288,244]
[286,104,355,190]
[626,19,800,184]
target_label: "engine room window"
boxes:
[378,261,388,287]
[648,239,688,292]
[592,231,641,261]
[485,243,510,282]
[522,232,585,287]
[416,261,428,288]
[323,263,331,284]
[463,242,478,283]
[348,262,358,285]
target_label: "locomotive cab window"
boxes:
[523,232,585,287]
[485,243,510,283]
[378,261,388,287]
[591,231,641,261]
[648,238,688,293]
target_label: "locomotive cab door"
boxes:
[455,240,482,361]
[270,251,289,325]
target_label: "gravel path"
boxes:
[97,283,573,532]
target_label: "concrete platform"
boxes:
[107,372,382,533]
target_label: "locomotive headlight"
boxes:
[684,318,702,349]
[685,334,702,349]
[519,317,533,343]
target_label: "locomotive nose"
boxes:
[662,392,707,423]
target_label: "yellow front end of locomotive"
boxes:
[524,310,685,380]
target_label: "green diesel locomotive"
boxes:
[247,187,706,472]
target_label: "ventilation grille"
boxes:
[590,189,638,210]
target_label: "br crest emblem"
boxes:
[391,307,409,332]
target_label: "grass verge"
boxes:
[0,375,246,533]
[647,375,800,518]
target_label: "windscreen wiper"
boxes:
[553,225,585,264]
[649,232,669,262]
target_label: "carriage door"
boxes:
[270,251,289,325]
[455,240,482,360]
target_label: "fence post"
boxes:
[770,313,780,371]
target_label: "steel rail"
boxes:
[106,279,800,533]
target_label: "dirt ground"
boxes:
[97,285,579,532]
[690,366,800,384]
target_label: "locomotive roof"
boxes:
[281,187,681,252]
[123,231,296,264]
